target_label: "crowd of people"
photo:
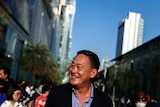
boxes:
[0,67,51,107]
[117,91,160,107]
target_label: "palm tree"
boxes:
[20,43,61,84]
[37,58,62,85]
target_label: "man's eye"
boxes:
[77,66,82,70]
[70,64,75,68]
[70,64,74,66]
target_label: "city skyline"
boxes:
[70,0,160,63]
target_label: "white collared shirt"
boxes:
[1,100,23,107]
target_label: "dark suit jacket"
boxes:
[45,83,113,107]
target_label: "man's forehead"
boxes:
[72,58,88,65]
[74,54,89,60]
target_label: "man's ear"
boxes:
[90,69,97,79]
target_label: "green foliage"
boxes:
[105,68,115,93]
[20,43,62,85]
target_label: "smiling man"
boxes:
[45,50,113,107]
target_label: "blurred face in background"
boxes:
[135,97,147,107]
[12,90,22,102]
[0,70,7,80]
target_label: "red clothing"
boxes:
[35,95,47,107]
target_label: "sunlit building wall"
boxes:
[58,0,76,76]
[116,12,144,57]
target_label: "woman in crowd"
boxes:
[35,85,50,107]
[1,84,24,107]
[127,91,150,107]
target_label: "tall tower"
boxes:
[116,12,144,57]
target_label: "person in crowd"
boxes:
[38,84,44,93]
[35,85,50,107]
[126,96,135,107]
[130,91,150,107]
[0,67,14,92]
[1,84,23,107]
[120,96,126,107]
[0,78,7,105]
[28,85,41,107]
[19,82,32,106]
[45,50,113,107]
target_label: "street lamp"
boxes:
[102,54,109,92]
[112,64,118,107]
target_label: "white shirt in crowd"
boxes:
[1,100,23,107]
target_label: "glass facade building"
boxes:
[0,0,76,83]
[108,35,160,100]
[0,0,34,81]
[0,0,71,81]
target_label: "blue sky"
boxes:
[70,0,160,63]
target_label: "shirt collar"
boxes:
[72,83,94,98]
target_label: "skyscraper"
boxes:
[116,12,144,57]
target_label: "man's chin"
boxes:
[69,82,79,89]
[69,80,78,86]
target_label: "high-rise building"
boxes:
[58,0,76,75]
[116,12,144,57]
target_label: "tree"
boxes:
[36,58,62,85]
[20,43,61,84]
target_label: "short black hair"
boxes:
[77,50,100,70]
[42,85,50,93]
[0,67,10,78]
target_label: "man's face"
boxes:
[0,70,7,80]
[69,54,97,88]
